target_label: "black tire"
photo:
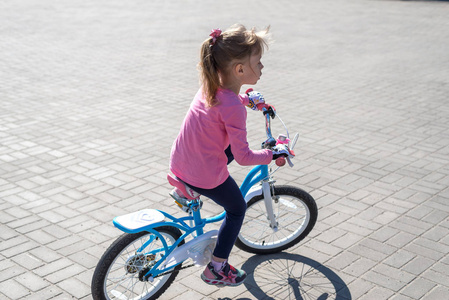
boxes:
[91,226,184,300]
[236,185,317,254]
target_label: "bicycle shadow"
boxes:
[237,252,352,300]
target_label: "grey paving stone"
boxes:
[28,247,61,264]
[422,285,449,300]
[0,264,27,283]
[11,252,46,270]
[56,277,90,299]
[369,226,401,243]
[33,258,73,278]
[402,256,436,276]
[386,231,417,249]
[0,279,30,299]
[45,264,86,284]
[400,277,437,300]
[14,272,50,292]
[22,286,64,300]
[383,250,416,269]
[372,263,415,286]
[421,268,449,287]
[362,269,409,292]
[388,293,414,300]
[359,286,395,300]
[331,232,364,250]
[344,257,378,278]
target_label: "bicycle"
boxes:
[91,106,318,300]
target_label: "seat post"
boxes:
[191,201,204,236]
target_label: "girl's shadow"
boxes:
[239,252,352,300]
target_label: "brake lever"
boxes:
[261,137,276,149]
[262,106,276,119]
[286,156,294,167]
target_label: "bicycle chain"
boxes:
[140,263,196,280]
[154,263,195,278]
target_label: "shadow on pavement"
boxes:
[241,252,352,300]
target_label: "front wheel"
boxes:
[91,226,184,300]
[236,185,317,254]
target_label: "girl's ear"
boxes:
[234,63,244,76]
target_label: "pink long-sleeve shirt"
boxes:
[170,87,273,189]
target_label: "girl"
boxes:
[169,24,289,286]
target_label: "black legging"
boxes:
[185,146,246,259]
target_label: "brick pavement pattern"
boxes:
[1,0,449,299]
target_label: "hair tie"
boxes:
[209,28,222,46]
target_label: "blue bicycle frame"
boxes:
[112,164,270,279]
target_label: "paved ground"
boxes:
[1,0,449,299]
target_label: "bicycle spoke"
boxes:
[241,194,309,249]
[252,257,337,300]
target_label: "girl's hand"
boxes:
[246,88,265,110]
[272,144,290,160]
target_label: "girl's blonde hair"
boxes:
[199,24,270,107]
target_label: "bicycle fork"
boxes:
[261,181,278,230]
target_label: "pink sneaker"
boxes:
[201,261,247,287]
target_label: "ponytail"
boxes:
[199,41,220,107]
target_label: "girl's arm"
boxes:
[222,103,272,166]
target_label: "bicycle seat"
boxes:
[167,174,200,200]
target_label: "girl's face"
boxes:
[243,53,264,85]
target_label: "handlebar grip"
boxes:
[275,157,286,166]
[274,156,294,168]
[256,103,267,110]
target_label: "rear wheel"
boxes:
[91,226,183,300]
[236,185,317,254]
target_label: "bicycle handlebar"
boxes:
[261,105,276,137]
[260,106,296,168]
[261,106,276,148]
